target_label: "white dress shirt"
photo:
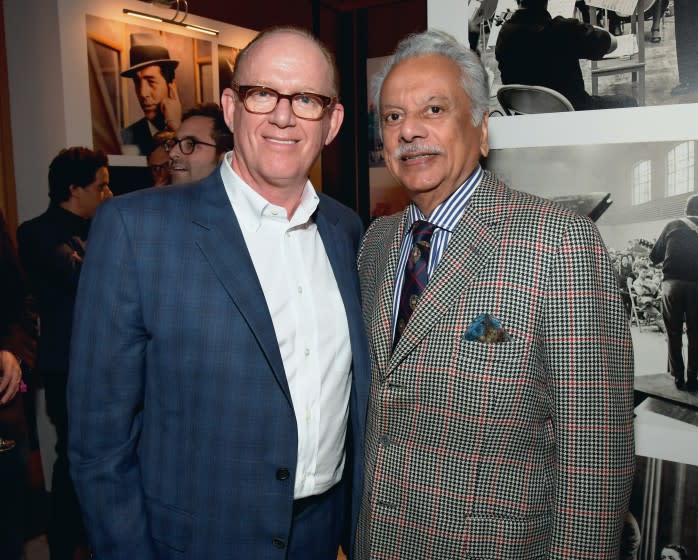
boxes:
[220,155,352,498]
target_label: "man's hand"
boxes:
[161,80,182,132]
[0,350,22,404]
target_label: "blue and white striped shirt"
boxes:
[391,165,484,339]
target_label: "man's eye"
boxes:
[427,106,442,114]
[383,113,401,123]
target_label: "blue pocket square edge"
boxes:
[463,313,511,343]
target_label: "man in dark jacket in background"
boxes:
[651,195,698,391]
[17,147,111,560]
[495,0,637,110]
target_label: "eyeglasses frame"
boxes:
[232,83,337,121]
[164,136,218,155]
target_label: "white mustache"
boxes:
[393,144,445,159]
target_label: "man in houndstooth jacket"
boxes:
[355,30,634,559]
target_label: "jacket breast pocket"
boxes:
[458,336,529,371]
[146,495,193,554]
[455,337,534,420]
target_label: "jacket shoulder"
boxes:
[17,209,56,242]
[317,192,363,234]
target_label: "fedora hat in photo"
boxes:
[121,33,180,78]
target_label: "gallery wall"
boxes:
[4,0,257,223]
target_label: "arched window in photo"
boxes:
[667,141,695,196]
[632,159,652,205]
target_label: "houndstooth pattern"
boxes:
[355,171,635,560]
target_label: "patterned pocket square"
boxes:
[463,313,511,343]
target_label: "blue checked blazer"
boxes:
[356,171,634,559]
[67,169,370,559]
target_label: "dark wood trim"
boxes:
[0,0,18,239]
[320,0,404,11]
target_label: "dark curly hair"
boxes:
[48,147,108,205]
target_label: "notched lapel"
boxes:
[389,203,501,372]
[192,176,291,406]
[314,209,349,299]
[369,213,407,378]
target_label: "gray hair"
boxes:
[372,29,489,128]
[686,194,698,216]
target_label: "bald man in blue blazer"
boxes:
[68,28,369,560]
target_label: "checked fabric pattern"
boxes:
[355,170,635,560]
[394,220,435,348]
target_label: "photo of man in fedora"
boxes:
[121,32,182,156]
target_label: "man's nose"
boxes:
[399,113,427,142]
[268,98,295,127]
[168,145,182,159]
[137,82,151,99]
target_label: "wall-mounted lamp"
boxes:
[123,3,219,36]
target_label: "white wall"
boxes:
[5,0,257,223]
[5,0,67,223]
[427,1,469,44]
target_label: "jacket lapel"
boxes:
[191,172,291,405]
[314,203,368,400]
[314,205,350,306]
[388,181,503,373]
[370,212,409,378]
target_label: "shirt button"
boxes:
[271,209,279,216]
[304,348,310,357]
[297,286,303,294]
[272,537,286,549]
[379,435,392,447]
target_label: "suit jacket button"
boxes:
[272,537,286,549]
[276,467,290,480]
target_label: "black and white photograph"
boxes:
[467,0,698,115]
[631,394,698,558]
[625,453,698,559]
[487,139,697,393]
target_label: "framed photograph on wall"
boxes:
[86,14,214,158]
[366,55,409,218]
[217,44,240,99]
[474,0,698,116]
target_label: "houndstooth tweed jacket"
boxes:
[355,171,634,560]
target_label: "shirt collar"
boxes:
[220,152,319,232]
[405,164,483,234]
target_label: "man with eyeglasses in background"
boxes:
[146,130,174,187]
[68,26,369,560]
[167,102,233,185]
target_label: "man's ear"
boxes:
[479,112,489,158]
[323,102,345,146]
[221,88,236,134]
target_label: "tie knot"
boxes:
[412,220,435,244]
